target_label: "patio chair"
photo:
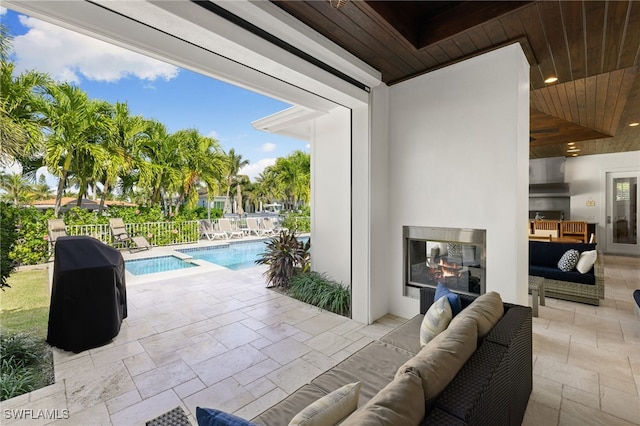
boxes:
[533,220,559,238]
[109,218,131,244]
[218,218,244,239]
[129,235,152,253]
[246,217,270,237]
[109,217,152,252]
[199,219,227,240]
[261,217,285,235]
[47,219,67,253]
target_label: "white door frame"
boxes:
[604,169,640,256]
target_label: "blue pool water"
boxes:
[178,241,268,271]
[126,256,197,276]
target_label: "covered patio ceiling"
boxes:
[271,0,640,159]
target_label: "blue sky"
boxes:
[1,7,308,185]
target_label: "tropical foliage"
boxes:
[288,271,351,317]
[255,229,310,289]
[0,203,19,289]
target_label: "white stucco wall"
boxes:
[310,106,352,287]
[384,44,530,319]
[565,150,640,254]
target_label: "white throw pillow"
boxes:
[289,382,361,426]
[420,296,452,347]
[576,250,597,274]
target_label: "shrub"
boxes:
[0,333,43,401]
[255,229,310,289]
[288,271,350,317]
[0,203,19,289]
[281,214,310,233]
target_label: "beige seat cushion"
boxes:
[252,384,328,425]
[396,316,477,409]
[379,315,423,355]
[449,291,503,338]
[341,367,425,426]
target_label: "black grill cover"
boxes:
[47,236,127,353]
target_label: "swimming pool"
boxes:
[178,241,268,271]
[126,256,197,275]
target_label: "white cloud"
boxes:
[305,143,311,150]
[207,130,219,140]
[0,7,7,15]
[12,15,179,84]
[240,158,276,181]
[261,143,276,152]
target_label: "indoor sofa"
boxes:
[243,287,533,426]
[529,240,604,305]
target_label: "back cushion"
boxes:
[449,291,504,338]
[395,317,477,410]
[529,241,597,267]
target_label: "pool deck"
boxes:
[3,235,402,426]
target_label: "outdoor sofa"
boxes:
[529,240,604,305]
[198,287,532,425]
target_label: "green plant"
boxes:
[0,203,19,289]
[281,214,310,233]
[255,229,310,289]
[0,333,43,401]
[288,271,350,317]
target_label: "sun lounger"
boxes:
[218,218,244,239]
[199,220,227,240]
[109,217,153,252]
[109,218,131,244]
[129,235,152,253]
[261,217,286,235]
[246,217,271,237]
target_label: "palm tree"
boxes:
[223,148,249,214]
[31,174,53,200]
[0,61,49,167]
[96,102,148,213]
[0,172,33,205]
[270,150,310,210]
[40,82,112,216]
[171,128,227,213]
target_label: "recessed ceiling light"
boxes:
[630,122,640,127]
[568,142,576,146]
[571,153,578,157]
[567,148,580,153]
[544,76,558,84]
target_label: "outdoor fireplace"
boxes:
[404,226,486,298]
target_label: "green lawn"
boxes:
[0,268,54,401]
[0,269,51,339]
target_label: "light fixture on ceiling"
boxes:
[629,122,640,127]
[544,76,558,84]
[329,0,348,8]
[571,153,579,157]
[567,148,580,153]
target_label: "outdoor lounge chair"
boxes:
[109,217,152,252]
[47,219,67,253]
[261,217,286,235]
[109,218,131,244]
[218,218,244,239]
[199,219,227,240]
[246,217,270,237]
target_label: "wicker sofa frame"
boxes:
[542,253,604,305]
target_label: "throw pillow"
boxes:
[576,250,597,274]
[420,296,452,347]
[288,382,361,426]
[435,282,462,316]
[196,407,257,426]
[448,291,503,338]
[341,367,424,426]
[558,249,580,272]
[447,243,463,258]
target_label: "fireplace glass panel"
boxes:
[404,227,486,298]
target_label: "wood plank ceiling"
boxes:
[272,0,640,159]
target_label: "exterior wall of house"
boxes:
[310,106,352,288]
[384,44,530,318]
[565,151,640,254]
